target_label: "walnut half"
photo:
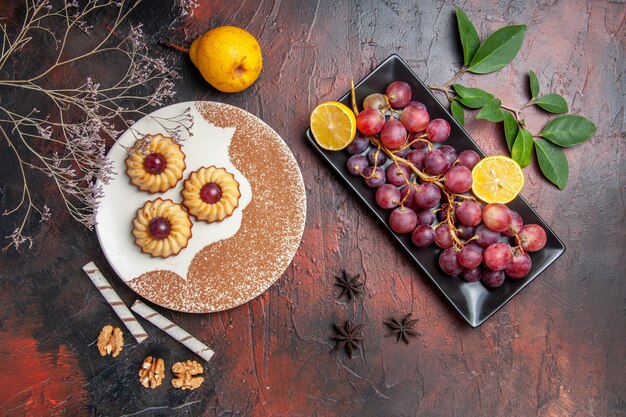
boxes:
[97,325,124,357]
[139,356,165,389]
[171,360,204,390]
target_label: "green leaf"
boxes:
[455,8,480,67]
[468,25,527,74]
[535,94,568,114]
[451,84,494,108]
[511,127,533,167]
[539,115,596,147]
[450,100,465,127]
[476,98,504,122]
[535,138,569,190]
[529,70,540,99]
[502,112,519,151]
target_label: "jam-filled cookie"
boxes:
[181,166,241,223]
[132,198,192,258]
[126,134,186,193]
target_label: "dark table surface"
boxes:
[0,1,624,416]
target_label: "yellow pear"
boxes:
[189,26,263,93]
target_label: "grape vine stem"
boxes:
[368,136,475,250]
[428,68,539,132]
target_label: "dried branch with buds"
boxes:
[0,0,194,250]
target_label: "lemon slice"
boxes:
[310,102,356,151]
[471,155,524,204]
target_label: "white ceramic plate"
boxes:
[96,101,306,312]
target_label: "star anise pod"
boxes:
[384,313,419,344]
[330,320,364,359]
[334,270,364,300]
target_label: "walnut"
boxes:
[97,325,124,357]
[171,360,204,390]
[139,356,165,389]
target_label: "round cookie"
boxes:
[182,166,241,223]
[132,198,192,258]
[126,134,186,193]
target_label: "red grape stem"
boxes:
[399,181,417,207]
[453,194,477,201]
[442,193,465,248]
[464,235,479,244]
[392,158,413,207]
[513,233,525,254]
[350,79,360,116]
[399,135,430,151]
[362,142,382,179]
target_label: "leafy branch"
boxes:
[428,8,596,190]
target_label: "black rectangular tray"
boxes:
[305,54,565,327]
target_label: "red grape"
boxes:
[375,184,401,209]
[482,269,505,288]
[462,267,482,282]
[149,217,171,239]
[380,119,407,149]
[412,224,435,247]
[456,200,482,227]
[426,119,451,142]
[415,209,436,225]
[385,162,411,186]
[456,225,475,240]
[424,149,448,175]
[200,183,222,204]
[457,150,480,169]
[400,105,430,132]
[474,224,501,247]
[406,149,426,170]
[363,166,386,188]
[439,248,463,275]
[505,249,532,279]
[144,153,166,174]
[407,101,427,112]
[444,165,473,193]
[457,243,483,269]
[482,203,513,232]
[400,184,419,210]
[346,132,371,155]
[434,225,454,249]
[363,93,387,111]
[518,224,547,252]
[502,210,523,237]
[438,145,457,168]
[346,154,368,175]
[437,208,456,223]
[414,182,441,209]
[483,242,513,271]
[389,207,418,234]
[367,148,388,165]
[385,81,412,108]
[356,108,385,135]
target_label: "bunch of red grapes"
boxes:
[345,81,547,288]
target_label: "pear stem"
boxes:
[160,39,189,54]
